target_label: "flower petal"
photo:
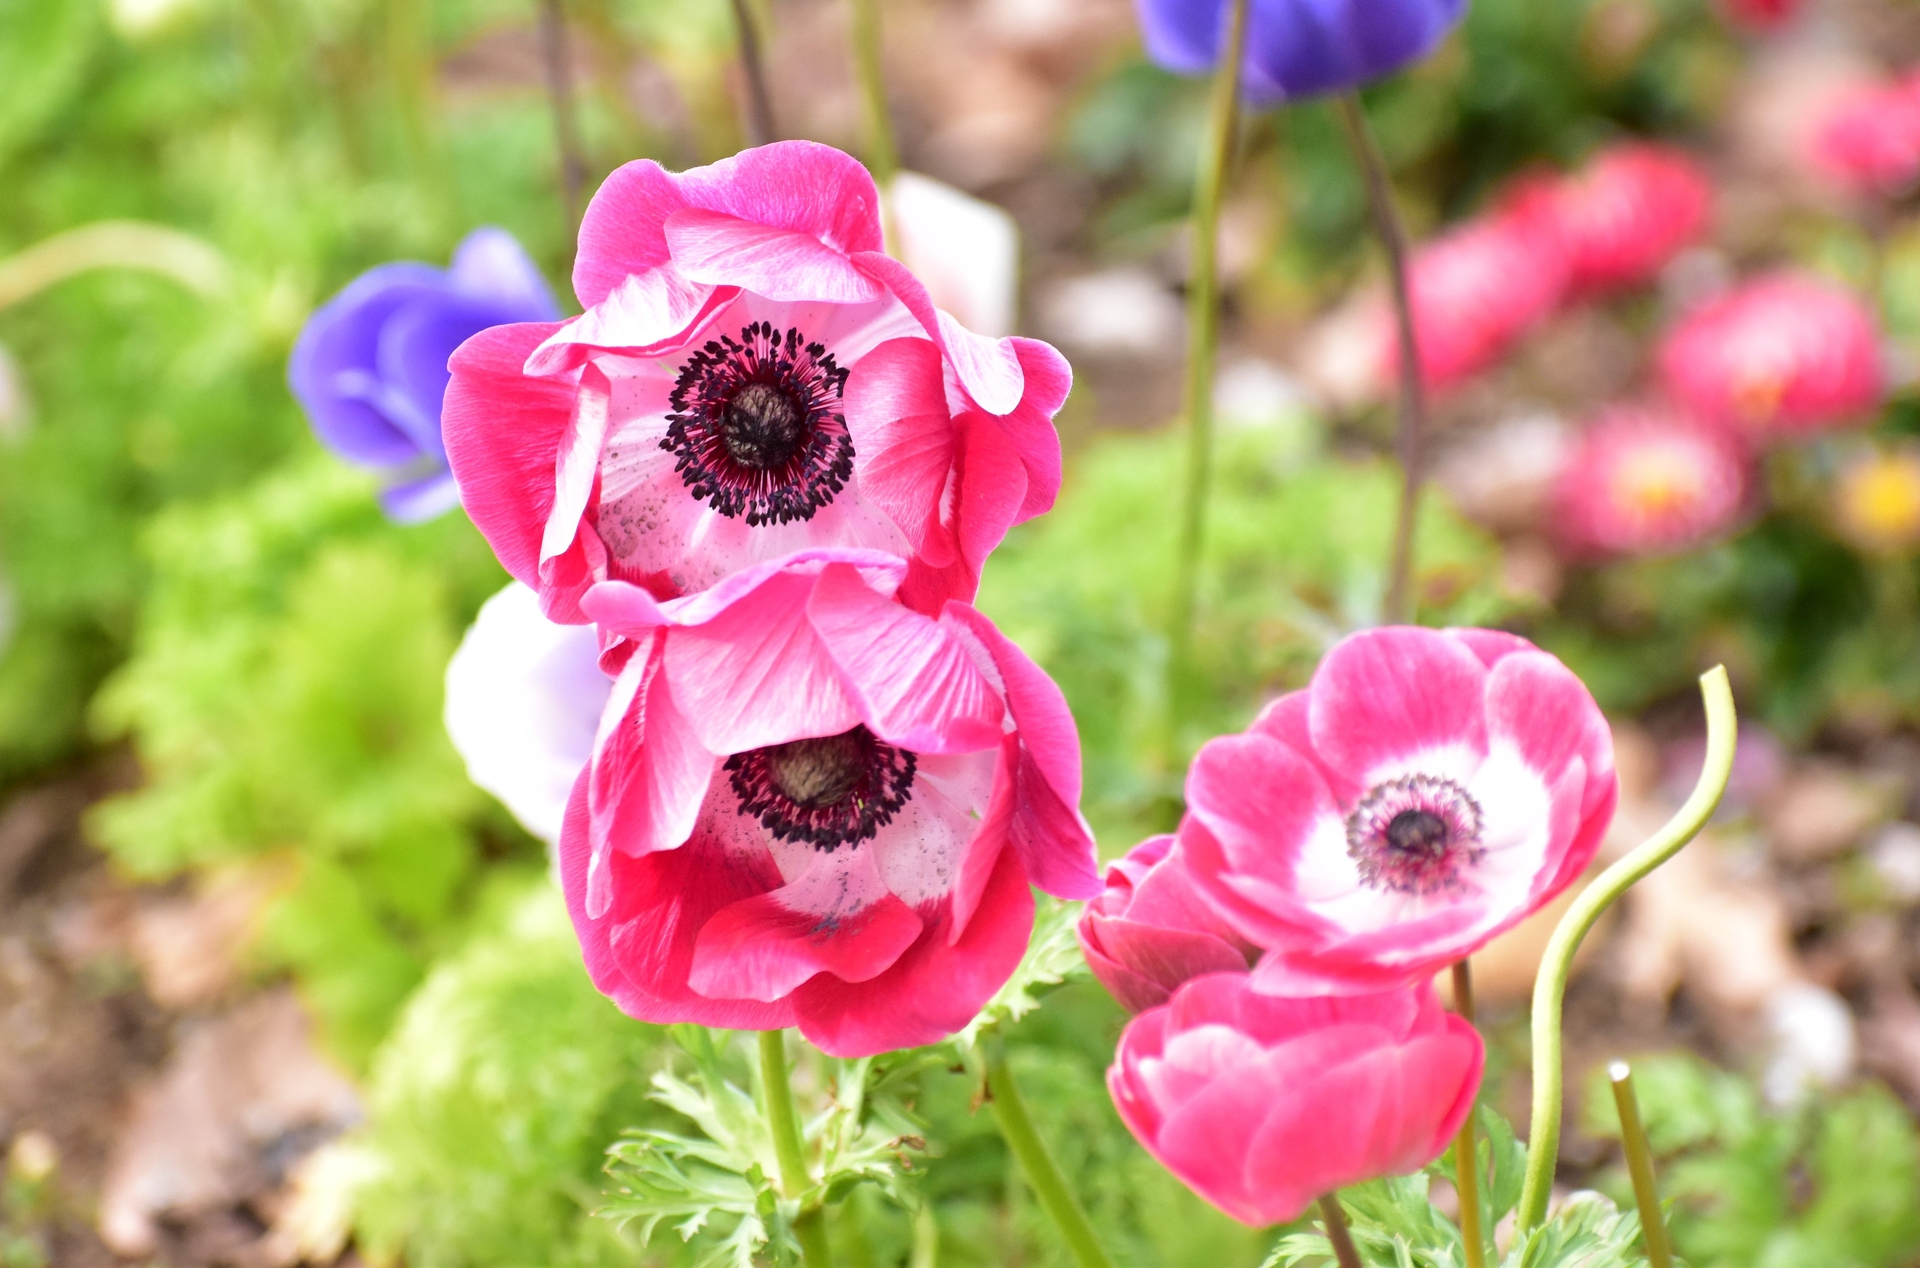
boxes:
[665,208,884,304]
[1308,625,1490,787]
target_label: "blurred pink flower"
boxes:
[1660,272,1883,441]
[1499,144,1713,298]
[1078,835,1258,1015]
[1554,405,1749,558]
[443,141,1068,625]
[1717,0,1801,30]
[1808,73,1920,196]
[1107,974,1482,1226]
[1181,626,1617,995]
[556,550,1099,1057]
[1382,218,1567,391]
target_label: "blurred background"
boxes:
[10,0,1920,1263]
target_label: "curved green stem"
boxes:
[1334,93,1425,625]
[757,1030,832,1268]
[729,0,778,146]
[1167,0,1250,722]
[984,1047,1115,1268]
[1516,666,1737,1232]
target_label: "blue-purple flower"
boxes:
[289,228,559,522]
[1135,0,1467,102]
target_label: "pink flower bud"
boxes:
[1659,272,1883,441]
[1808,73,1920,196]
[1500,144,1712,298]
[1077,836,1258,1014]
[1107,975,1483,1226]
[1553,405,1750,559]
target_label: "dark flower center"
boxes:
[725,725,917,850]
[1345,774,1484,897]
[662,321,853,527]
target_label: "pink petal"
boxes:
[951,414,1032,581]
[806,563,1004,753]
[1182,732,1345,948]
[1309,626,1490,786]
[942,603,1100,899]
[1483,649,1616,819]
[443,321,574,592]
[853,251,1025,415]
[792,844,1034,1057]
[665,209,884,304]
[573,161,692,308]
[541,363,612,566]
[525,267,732,376]
[689,849,925,1002]
[843,337,957,565]
[557,771,795,1030]
[663,570,864,755]
[1445,627,1537,668]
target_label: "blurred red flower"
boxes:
[1808,72,1920,196]
[1554,405,1750,559]
[1382,219,1567,391]
[1499,143,1713,298]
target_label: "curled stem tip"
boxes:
[1609,1063,1674,1268]
[1517,665,1736,1233]
[1318,1193,1365,1268]
[984,1047,1116,1268]
[1166,0,1251,723]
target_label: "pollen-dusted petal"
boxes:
[792,842,1034,1057]
[688,847,925,1002]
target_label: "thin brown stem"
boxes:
[537,0,587,234]
[1451,962,1486,1268]
[1336,93,1425,625]
[1318,1194,1365,1268]
[729,0,778,145]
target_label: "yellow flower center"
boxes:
[1611,443,1707,521]
[1839,455,1920,550]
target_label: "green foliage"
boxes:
[1265,1105,1652,1268]
[978,420,1518,845]
[88,454,514,1062]
[1582,1054,1920,1268]
[347,877,663,1268]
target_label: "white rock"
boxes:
[1870,821,1920,903]
[444,583,610,846]
[887,171,1020,338]
[1037,268,1184,358]
[1762,981,1857,1107]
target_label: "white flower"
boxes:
[445,583,609,845]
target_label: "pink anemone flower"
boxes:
[443,141,1069,624]
[1717,0,1800,29]
[1499,144,1713,298]
[1808,73,1920,196]
[1659,272,1884,441]
[1108,974,1482,1226]
[1077,835,1258,1015]
[556,548,1100,1057]
[1553,405,1750,559]
[1381,218,1567,392]
[1180,626,1617,995]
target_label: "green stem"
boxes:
[1167,0,1250,720]
[1335,92,1425,625]
[1516,666,1737,1232]
[757,1030,832,1268]
[984,1047,1116,1268]
[537,0,586,233]
[848,0,898,186]
[729,0,778,145]
[1608,1063,1674,1268]
[1450,962,1486,1268]
[1317,1194,1365,1268]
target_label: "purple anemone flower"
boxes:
[1135,0,1467,102]
[289,228,560,522]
